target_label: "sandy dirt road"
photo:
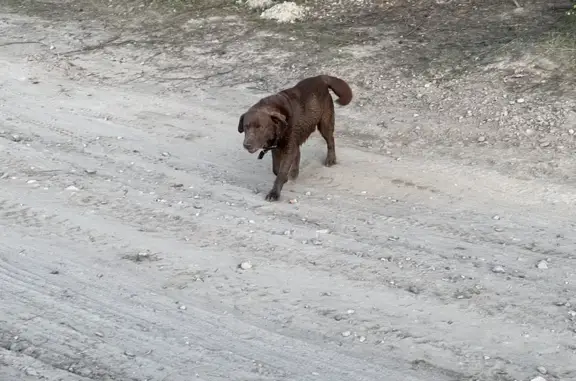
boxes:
[1,6,576,381]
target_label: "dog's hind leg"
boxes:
[318,104,336,167]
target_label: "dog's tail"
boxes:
[321,75,353,106]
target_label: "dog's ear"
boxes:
[269,111,287,129]
[237,113,245,133]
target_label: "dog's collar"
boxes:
[257,145,277,159]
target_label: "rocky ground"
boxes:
[1,0,576,380]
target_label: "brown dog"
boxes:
[237,75,352,201]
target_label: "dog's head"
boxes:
[237,110,287,154]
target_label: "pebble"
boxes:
[358,336,366,342]
[346,309,355,314]
[25,368,39,376]
[66,185,79,191]
[477,136,486,142]
[179,305,187,310]
[27,179,37,184]
[239,261,253,270]
[516,98,525,103]
[407,285,421,294]
[85,169,97,175]
[137,251,149,259]
[536,366,547,375]
[491,265,506,274]
[341,331,351,337]
[305,191,311,196]
[11,134,22,142]
[289,199,298,204]
[531,377,547,381]
[536,260,548,269]
[492,215,500,220]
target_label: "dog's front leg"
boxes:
[266,149,296,201]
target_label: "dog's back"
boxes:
[275,76,352,144]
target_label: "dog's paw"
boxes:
[265,189,280,202]
[324,155,337,167]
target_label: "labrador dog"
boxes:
[237,75,353,201]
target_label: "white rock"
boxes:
[239,261,253,270]
[531,377,547,381]
[491,265,506,274]
[66,185,79,191]
[260,2,306,23]
[341,331,351,337]
[536,260,548,269]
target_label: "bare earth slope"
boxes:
[1,4,576,381]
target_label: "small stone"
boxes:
[358,336,366,342]
[341,331,351,337]
[179,305,187,310]
[491,265,506,274]
[346,309,355,314]
[66,185,79,191]
[407,285,421,294]
[84,169,97,175]
[516,98,525,103]
[536,260,548,269]
[530,377,547,381]
[161,152,171,157]
[239,261,252,270]
[25,368,39,376]
[124,350,135,357]
[536,366,547,375]
[94,332,104,337]
[477,136,486,142]
[492,215,500,220]
[289,199,298,204]
[11,134,22,142]
[305,191,311,196]
[316,229,330,234]
[27,179,37,184]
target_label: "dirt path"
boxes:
[1,4,576,381]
